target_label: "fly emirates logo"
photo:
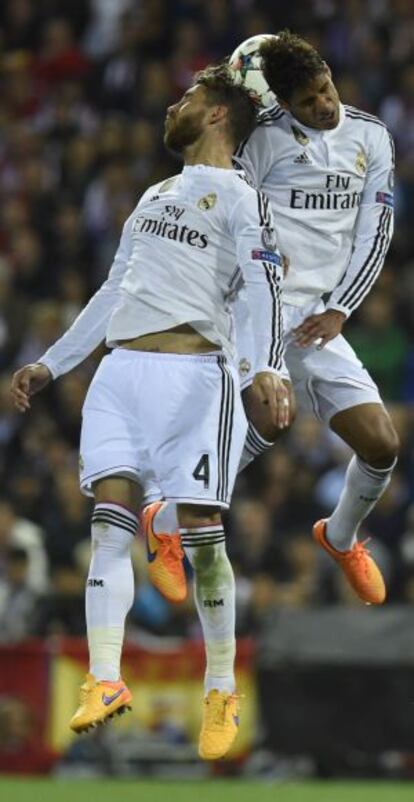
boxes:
[290,174,362,211]
[133,203,208,249]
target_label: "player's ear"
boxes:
[209,104,228,126]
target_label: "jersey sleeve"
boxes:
[233,126,274,186]
[39,214,134,378]
[227,180,284,375]
[327,126,395,317]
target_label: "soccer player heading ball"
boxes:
[11,64,288,759]
[235,30,397,601]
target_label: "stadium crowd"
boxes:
[0,0,414,645]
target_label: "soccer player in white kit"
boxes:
[232,31,399,604]
[10,65,288,759]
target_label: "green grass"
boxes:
[1,779,414,802]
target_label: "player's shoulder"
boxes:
[343,105,390,135]
[138,174,181,205]
[257,103,286,127]
[228,168,259,200]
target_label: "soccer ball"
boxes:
[228,34,278,108]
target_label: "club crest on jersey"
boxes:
[261,226,277,251]
[355,150,367,175]
[198,193,217,211]
[291,125,309,146]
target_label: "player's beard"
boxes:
[164,111,205,157]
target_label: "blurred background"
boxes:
[0,0,414,782]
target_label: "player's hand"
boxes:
[252,371,290,429]
[292,309,346,349]
[10,363,52,412]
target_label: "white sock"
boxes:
[326,456,397,551]
[238,421,274,473]
[181,526,235,695]
[86,503,137,681]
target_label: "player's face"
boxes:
[284,70,340,130]
[164,85,211,154]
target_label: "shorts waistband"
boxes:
[110,348,225,364]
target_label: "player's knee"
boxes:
[189,543,226,575]
[359,415,400,468]
[177,503,221,529]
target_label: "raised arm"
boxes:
[327,126,394,317]
[228,178,288,428]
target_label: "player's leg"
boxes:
[70,475,139,733]
[177,502,239,760]
[70,351,145,732]
[326,401,399,545]
[143,351,246,759]
[313,402,398,605]
[285,306,397,603]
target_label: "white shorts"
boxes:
[234,295,382,423]
[79,349,247,507]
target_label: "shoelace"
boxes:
[204,694,240,728]
[347,539,372,577]
[158,534,184,564]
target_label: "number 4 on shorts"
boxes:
[192,454,210,488]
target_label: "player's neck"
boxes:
[183,138,233,170]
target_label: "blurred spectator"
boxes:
[0,697,57,775]
[0,546,40,642]
[0,496,48,593]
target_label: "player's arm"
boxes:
[10,215,133,412]
[228,183,289,428]
[295,125,395,348]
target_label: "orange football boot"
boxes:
[70,674,132,733]
[313,519,386,605]
[142,501,187,603]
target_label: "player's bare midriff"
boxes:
[118,323,219,354]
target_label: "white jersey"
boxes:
[40,164,284,378]
[234,103,394,315]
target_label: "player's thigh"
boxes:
[93,476,142,509]
[177,503,222,528]
[79,352,148,497]
[285,332,383,424]
[142,353,247,508]
[330,402,399,466]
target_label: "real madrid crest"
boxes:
[198,192,217,211]
[291,125,309,147]
[355,150,367,175]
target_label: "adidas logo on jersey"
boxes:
[294,152,312,165]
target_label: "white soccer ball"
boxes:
[228,34,278,109]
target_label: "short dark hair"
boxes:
[193,63,257,148]
[260,30,326,102]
